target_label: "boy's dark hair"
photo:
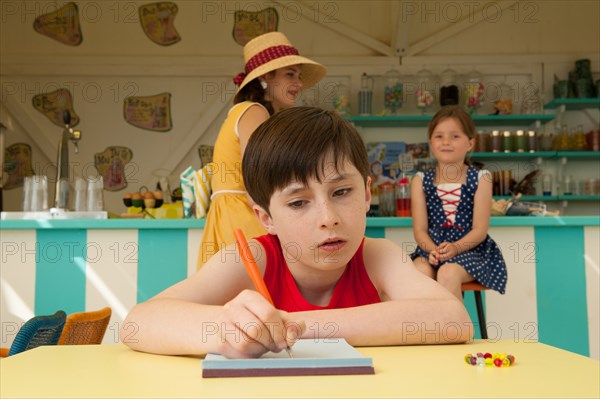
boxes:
[242,107,369,213]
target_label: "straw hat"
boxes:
[233,32,326,93]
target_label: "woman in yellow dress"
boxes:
[198,32,326,268]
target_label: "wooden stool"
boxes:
[461,281,488,339]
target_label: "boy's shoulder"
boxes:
[362,237,406,268]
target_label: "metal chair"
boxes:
[58,307,112,345]
[461,282,488,339]
[1,310,67,357]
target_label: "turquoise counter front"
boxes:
[1,216,598,359]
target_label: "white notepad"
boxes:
[202,338,374,378]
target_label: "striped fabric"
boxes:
[193,164,213,218]
[179,164,213,219]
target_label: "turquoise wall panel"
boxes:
[35,229,87,315]
[137,229,188,302]
[365,227,385,239]
[535,226,589,356]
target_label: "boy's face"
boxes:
[254,153,371,272]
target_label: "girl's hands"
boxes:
[215,290,305,358]
[436,242,459,262]
[428,251,440,266]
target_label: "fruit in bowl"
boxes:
[123,192,133,207]
[171,187,183,202]
[131,192,143,208]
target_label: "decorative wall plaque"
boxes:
[139,2,181,46]
[232,8,278,45]
[4,143,34,190]
[124,93,172,132]
[94,146,133,191]
[33,2,82,46]
[32,89,80,128]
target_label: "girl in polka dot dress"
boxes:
[410,106,507,300]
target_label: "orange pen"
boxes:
[233,229,293,358]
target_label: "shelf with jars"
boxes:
[492,195,600,202]
[544,98,600,111]
[471,151,600,160]
[346,114,554,128]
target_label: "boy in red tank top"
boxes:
[123,107,473,358]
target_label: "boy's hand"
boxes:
[215,290,304,358]
[436,242,458,261]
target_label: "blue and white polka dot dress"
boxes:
[410,166,507,294]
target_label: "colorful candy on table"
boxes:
[464,352,516,367]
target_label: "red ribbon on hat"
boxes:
[233,72,246,86]
[245,45,299,75]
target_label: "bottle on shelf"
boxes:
[332,81,350,115]
[395,175,411,217]
[476,130,490,152]
[415,67,435,114]
[540,123,554,151]
[439,67,459,106]
[571,124,587,151]
[358,72,373,116]
[553,124,570,150]
[379,182,396,217]
[491,130,502,152]
[383,66,403,115]
[515,130,527,152]
[493,77,514,115]
[520,84,543,114]
[464,68,484,115]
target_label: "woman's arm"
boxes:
[293,238,472,346]
[411,174,437,254]
[238,104,270,155]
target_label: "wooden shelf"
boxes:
[493,195,557,201]
[346,114,554,128]
[471,151,555,159]
[471,151,600,160]
[493,195,600,202]
[544,98,600,110]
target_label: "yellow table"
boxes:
[1,340,598,398]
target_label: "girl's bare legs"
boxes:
[413,257,437,279]
[436,263,474,301]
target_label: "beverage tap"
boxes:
[53,111,82,211]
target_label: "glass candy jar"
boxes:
[332,81,350,115]
[415,67,435,114]
[439,67,460,106]
[358,72,373,116]
[464,69,484,115]
[520,85,543,114]
[493,79,513,115]
[383,67,403,114]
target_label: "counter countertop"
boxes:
[1,216,599,229]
